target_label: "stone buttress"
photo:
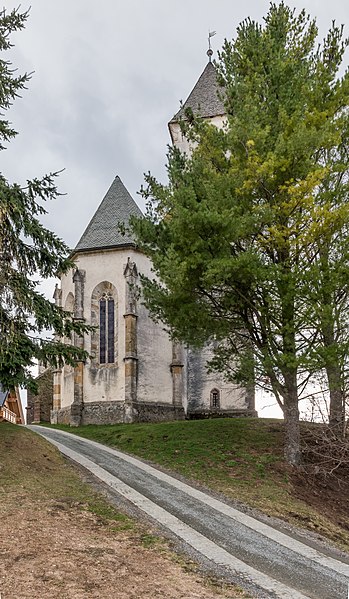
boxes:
[70,268,86,426]
[123,258,138,421]
[52,284,63,417]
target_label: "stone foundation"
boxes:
[82,401,125,425]
[51,406,71,425]
[80,401,186,424]
[70,401,84,427]
[51,402,255,426]
[187,409,258,419]
[132,402,185,423]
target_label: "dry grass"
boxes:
[0,422,248,599]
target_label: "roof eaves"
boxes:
[72,242,137,256]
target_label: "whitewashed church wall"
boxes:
[59,244,251,415]
[59,248,174,409]
[61,370,74,408]
[169,115,227,155]
[181,349,189,413]
[187,345,248,413]
[135,253,173,405]
[72,248,130,404]
[60,270,75,309]
[137,301,173,404]
[60,271,76,409]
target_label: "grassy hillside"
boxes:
[44,418,349,550]
[0,421,135,525]
[0,422,246,599]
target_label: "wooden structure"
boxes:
[0,386,25,424]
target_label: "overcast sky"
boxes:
[3,0,349,247]
[3,1,348,417]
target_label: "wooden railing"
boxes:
[0,406,17,424]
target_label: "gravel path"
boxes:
[30,425,349,599]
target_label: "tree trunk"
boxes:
[322,322,345,437]
[278,246,301,466]
[283,370,301,465]
[327,364,345,437]
[318,247,345,437]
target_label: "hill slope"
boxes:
[45,418,349,550]
[0,423,245,599]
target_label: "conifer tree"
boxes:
[0,8,89,391]
[131,3,349,464]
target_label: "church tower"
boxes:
[167,53,256,418]
[168,53,226,153]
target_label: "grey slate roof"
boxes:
[170,61,225,123]
[74,176,143,253]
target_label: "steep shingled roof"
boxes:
[74,176,143,253]
[170,61,225,123]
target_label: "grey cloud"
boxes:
[1,0,348,250]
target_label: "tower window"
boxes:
[210,388,220,408]
[99,293,115,364]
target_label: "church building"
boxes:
[47,55,256,426]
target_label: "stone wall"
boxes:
[187,408,257,419]
[51,406,71,425]
[82,401,125,425]
[51,400,186,425]
[133,402,185,423]
[27,369,53,424]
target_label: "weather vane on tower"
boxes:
[207,30,216,62]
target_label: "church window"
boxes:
[99,292,115,364]
[210,388,220,408]
[91,281,118,367]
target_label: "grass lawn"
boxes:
[42,417,349,551]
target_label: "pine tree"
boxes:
[0,8,89,391]
[131,3,349,464]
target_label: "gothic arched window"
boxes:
[91,282,118,366]
[99,292,115,364]
[210,388,220,409]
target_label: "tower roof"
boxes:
[74,175,143,253]
[170,61,225,123]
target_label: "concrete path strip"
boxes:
[30,426,349,599]
[48,436,310,599]
[37,425,349,578]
